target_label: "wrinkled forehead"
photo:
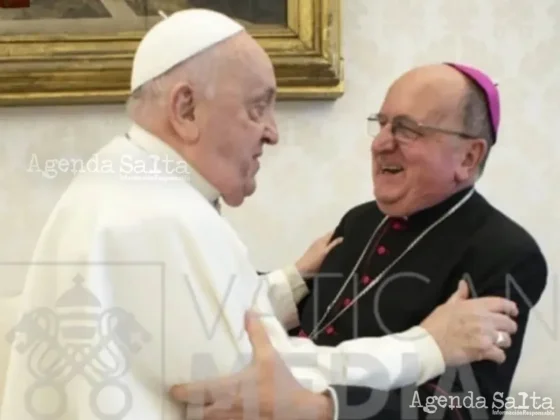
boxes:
[225,37,276,96]
[380,75,462,123]
[243,54,276,93]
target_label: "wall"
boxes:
[1,0,559,417]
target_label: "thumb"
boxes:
[321,230,335,243]
[244,311,274,362]
[326,236,343,251]
[447,279,470,303]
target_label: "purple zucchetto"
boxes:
[445,63,500,144]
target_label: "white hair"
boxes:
[126,43,225,118]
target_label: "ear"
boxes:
[167,82,200,144]
[455,138,488,182]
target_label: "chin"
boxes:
[222,180,256,208]
[373,184,400,202]
[376,201,406,217]
[373,188,407,216]
[242,177,257,197]
[222,194,245,207]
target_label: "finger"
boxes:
[488,313,518,335]
[170,373,242,404]
[481,346,507,364]
[477,297,519,317]
[447,279,469,303]
[494,332,512,349]
[321,230,335,243]
[203,402,245,420]
[185,401,237,420]
[244,311,275,362]
[326,237,343,251]
[170,382,216,405]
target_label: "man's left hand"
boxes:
[170,312,334,420]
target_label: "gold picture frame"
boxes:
[0,0,343,106]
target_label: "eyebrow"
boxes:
[374,112,418,123]
[395,113,421,122]
[384,113,430,126]
[255,87,275,103]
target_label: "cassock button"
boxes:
[342,297,352,307]
[361,275,371,285]
[392,220,405,230]
[298,329,307,337]
[376,245,388,255]
[325,326,335,335]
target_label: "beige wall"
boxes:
[1,0,559,416]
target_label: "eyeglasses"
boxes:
[367,113,478,142]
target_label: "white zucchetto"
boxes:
[130,8,244,92]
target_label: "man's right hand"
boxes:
[420,279,518,366]
[170,312,333,420]
[295,231,343,277]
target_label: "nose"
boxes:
[371,125,397,154]
[263,115,279,145]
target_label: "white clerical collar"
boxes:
[126,123,221,207]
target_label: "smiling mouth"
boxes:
[380,165,404,174]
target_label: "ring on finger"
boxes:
[495,331,507,346]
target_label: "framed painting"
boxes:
[0,0,343,106]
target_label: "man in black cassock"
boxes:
[170,62,548,420]
[291,63,547,420]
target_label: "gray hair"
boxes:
[459,80,494,176]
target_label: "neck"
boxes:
[376,181,475,221]
[132,117,186,159]
[400,186,475,226]
[127,120,221,205]
[420,181,474,211]
[132,117,210,185]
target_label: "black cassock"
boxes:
[291,187,547,420]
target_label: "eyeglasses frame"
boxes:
[367,113,479,141]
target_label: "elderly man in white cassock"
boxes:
[0,9,519,420]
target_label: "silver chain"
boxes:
[308,189,475,339]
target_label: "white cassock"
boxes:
[0,124,445,420]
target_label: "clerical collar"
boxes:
[404,186,475,226]
[126,124,221,208]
